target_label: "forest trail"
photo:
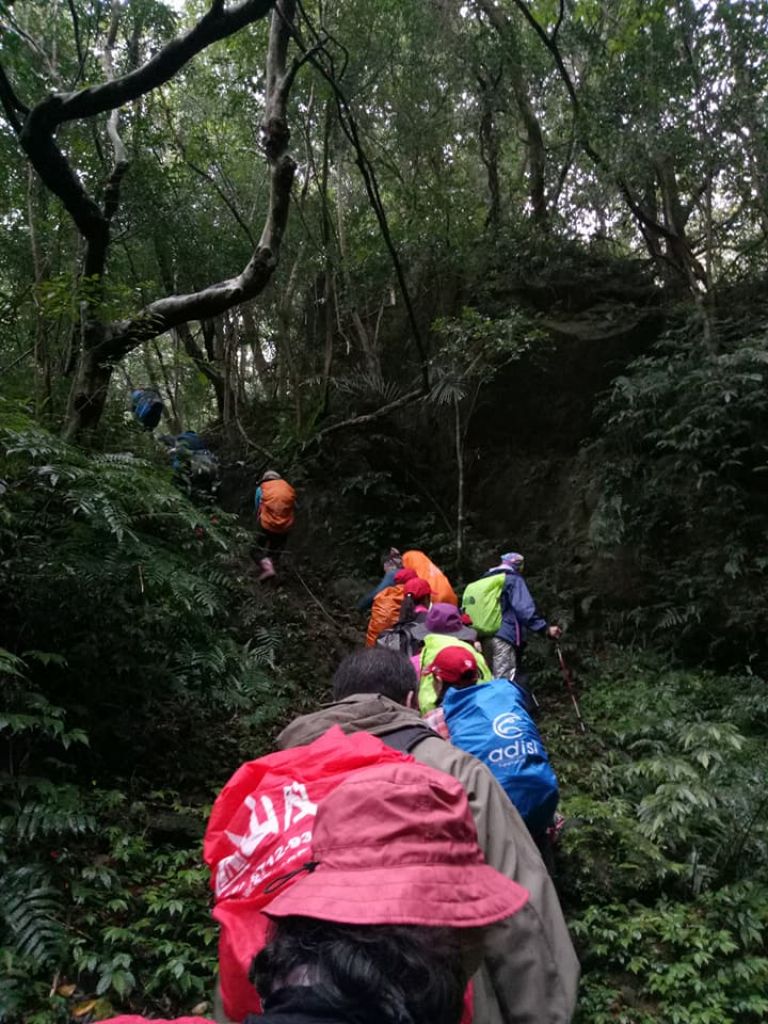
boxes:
[4,0,768,1017]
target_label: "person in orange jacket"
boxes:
[253,470,296,581]
[358,548,457,610]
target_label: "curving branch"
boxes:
[12,0,275,247]
[18,0,301,438]
[32,0,275,127]
[100,0,297,362]
[0,61,29,133]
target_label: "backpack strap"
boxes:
[381,724,440,754]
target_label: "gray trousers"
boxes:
[490,636,518,679]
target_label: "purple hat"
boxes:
[500,552,525,569]
[413,602,477,643]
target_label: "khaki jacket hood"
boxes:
[277,693,428,749]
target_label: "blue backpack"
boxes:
[176,430,206,452]
[131,388,164,431]
[442,679,559,837]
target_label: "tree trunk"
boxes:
[455,396,465,578]
[477,72,502,232]
[63,345,114,440]
[26,166,52,419]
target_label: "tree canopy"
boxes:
[3,2,768,1022]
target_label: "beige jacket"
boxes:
[277,694,579,1024]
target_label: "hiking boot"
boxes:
[258,557,276,582]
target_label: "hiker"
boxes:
[246,761,529,1024]
[465,551,561,680]
[365,567,421,646]
[375,575,432,656]
[114,756,528,1024]
[424,645,560,845]
[357,549,402,611]
[131,387,164,431]
[358,548,457,610]
[168,432,220,498]
[399,573,432,625]
[277,648,580,1024]
[253,470,296,582]
[411,602,492,711]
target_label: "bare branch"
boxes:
[99,0,298,360]
[101,0,129,218]
[310,387,423,442]
[66,0,87,86]
[182,155,257,246]
[0,62,26,132]
[552,0,565,42]
[283,7,430,391]
[0,12,60,83]
[36,0,276,127]
[510,0,580,110]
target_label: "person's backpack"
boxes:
[402,550,458,605]
[365,584,405,646]
[376,620,423,657]
[177,430,205,452]
[442,679,559,838]
[131,388,164,431]
[259,479,296,533]
[462,574,505,635]
[204,727,409,1023]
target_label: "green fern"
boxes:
[12,800,95,843]
[0,868,64,966]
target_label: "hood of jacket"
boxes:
[277,694,425,750]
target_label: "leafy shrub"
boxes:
[550,650,768,1022]
[590,316,768,670]
[0,407,300,1020]
[0,405,284,775]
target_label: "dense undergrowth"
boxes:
[589,316,768,672]
[0,406,334,1021]
[549,651,768,1023]
[2,407,768,1023]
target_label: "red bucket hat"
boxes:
[404,576,431,601]
[266,761,528,928]
[428,645,480,686]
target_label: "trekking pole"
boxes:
[554,644,587,733]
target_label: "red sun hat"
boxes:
[428,645,480,686]
[394,568,418,584]
[266,761,528,928]
[404,576,431,601]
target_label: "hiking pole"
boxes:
[554,644,587,733]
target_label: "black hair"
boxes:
[332,648,417,703]
[250,917,467,1024]
[434,669,478,706]
[397,593,416,624]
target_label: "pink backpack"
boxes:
[204,727,410,1021]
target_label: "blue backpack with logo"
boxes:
[442,679,559,837]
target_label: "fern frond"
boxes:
[13,801,96,842]
[0,868,64,966]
